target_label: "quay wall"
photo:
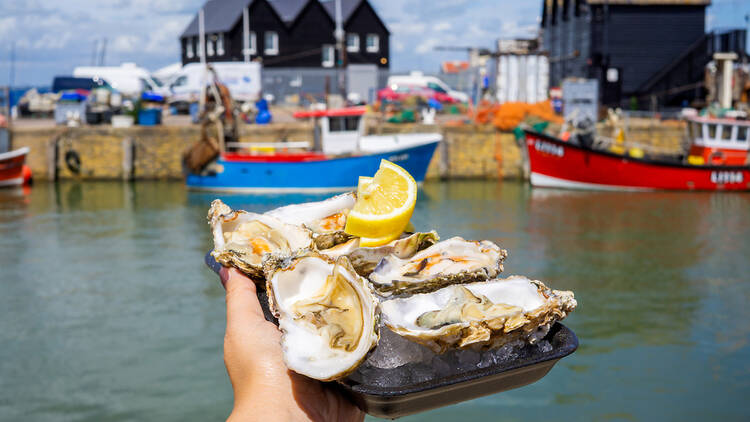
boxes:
[10,120,685,181]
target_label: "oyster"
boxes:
[266,252,379,381]
[320,231,439,276]
[209,199,314,279]
[265,192,356,249]
[380,276,576,353]
[368,237,508,296]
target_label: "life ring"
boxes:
[65,150,81,174]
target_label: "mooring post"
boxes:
[122,136,135,181]
[47,135,59,181]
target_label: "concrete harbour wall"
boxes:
[10,120,685,181]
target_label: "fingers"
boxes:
[224,267,266,332]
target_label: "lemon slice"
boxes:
[345,160,417,241]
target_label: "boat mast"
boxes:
[243,5,250,62]
[334,0,346,99]
[198,7,207,116]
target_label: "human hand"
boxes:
[220,267,365,422]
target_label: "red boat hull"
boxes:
[0,147,30,188]
[524,131,750,191]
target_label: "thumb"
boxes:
[222,267,266,333]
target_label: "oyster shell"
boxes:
[266,252,379,381]
[320,231,439,276]
[368,237,508,296]
[265,192,356,250]
[208,199,314,279]
[380,276,576,353]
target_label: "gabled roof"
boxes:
[319,0,362,23]
[268,0,309,23]
[182,0,253,38]
[181,0,385,38]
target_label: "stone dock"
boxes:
[9,118,686,181]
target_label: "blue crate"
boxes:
[138,108,162,126]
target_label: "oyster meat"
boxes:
[368,237,508,296]
[380,275,576,353]
[209,199,314,279]
[265,192,356,250]
[266,253,380,381]
[321,231,439,276]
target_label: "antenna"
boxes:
[91,39,99,66]
[99,37,107,66]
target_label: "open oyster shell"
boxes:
[320,231,439,277]
[208,199,314,280]
[380,276,576,353]
[266,252,380,381]
[368,237,508,297]
[265,192,356,250]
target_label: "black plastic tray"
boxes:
[205,252,578,419]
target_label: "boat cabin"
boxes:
[686,116,750,166]
[293,107,366,155]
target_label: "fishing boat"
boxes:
[523,116,750,191]
[186,107,441,192]
[0,147,31,188]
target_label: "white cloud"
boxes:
[112,35,140,53]
[32,32,73,49]
[434,21,452,31]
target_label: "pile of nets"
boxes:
[474,100,563,130]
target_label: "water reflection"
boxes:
[1,181,749,421]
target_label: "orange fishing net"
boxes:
[475,100,563,130]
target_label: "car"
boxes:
[387,72,469,103]
[377,85,460,104]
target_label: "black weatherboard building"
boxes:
[180,0,389,69]
[541,0,747,108]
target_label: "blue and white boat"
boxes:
[186,107,441,193]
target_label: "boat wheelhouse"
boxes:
[685,116,750,166]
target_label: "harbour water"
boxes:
[1,181,749,421]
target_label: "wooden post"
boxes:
[122,137,134,181]
[47,135,59,181]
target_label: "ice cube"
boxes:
[408,363,435,384]
[369,367,410,388]
[365,328,434,369]
[477,351,496,369]
[431,354,454,378]
[536,339,553,353]
[456,349,481,371]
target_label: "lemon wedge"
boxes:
[345,160,417,243]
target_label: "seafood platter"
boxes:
[205,161,578,418]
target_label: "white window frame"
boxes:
[366,34,379,53]
[264,31,278,55]
[216,33,225,56]
[322,44,334,68]
[186,38,194,58]
[243,31,257,55]
[346,33,359,52]
[207,35,215,56]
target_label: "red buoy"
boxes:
[22,165,33,186]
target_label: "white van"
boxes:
[73,63,167,98]
[387,71,469,103]
[168,62,262,108]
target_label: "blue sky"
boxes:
[0,0,748,86]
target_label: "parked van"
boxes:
[73,63,167,98]
[387,72,469,103]
[168,62,262,110]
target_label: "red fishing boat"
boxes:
[0,147,32,188]
[523,116,750,191]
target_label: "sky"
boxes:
[0,0,748,86]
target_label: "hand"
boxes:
[221,267,364,422]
